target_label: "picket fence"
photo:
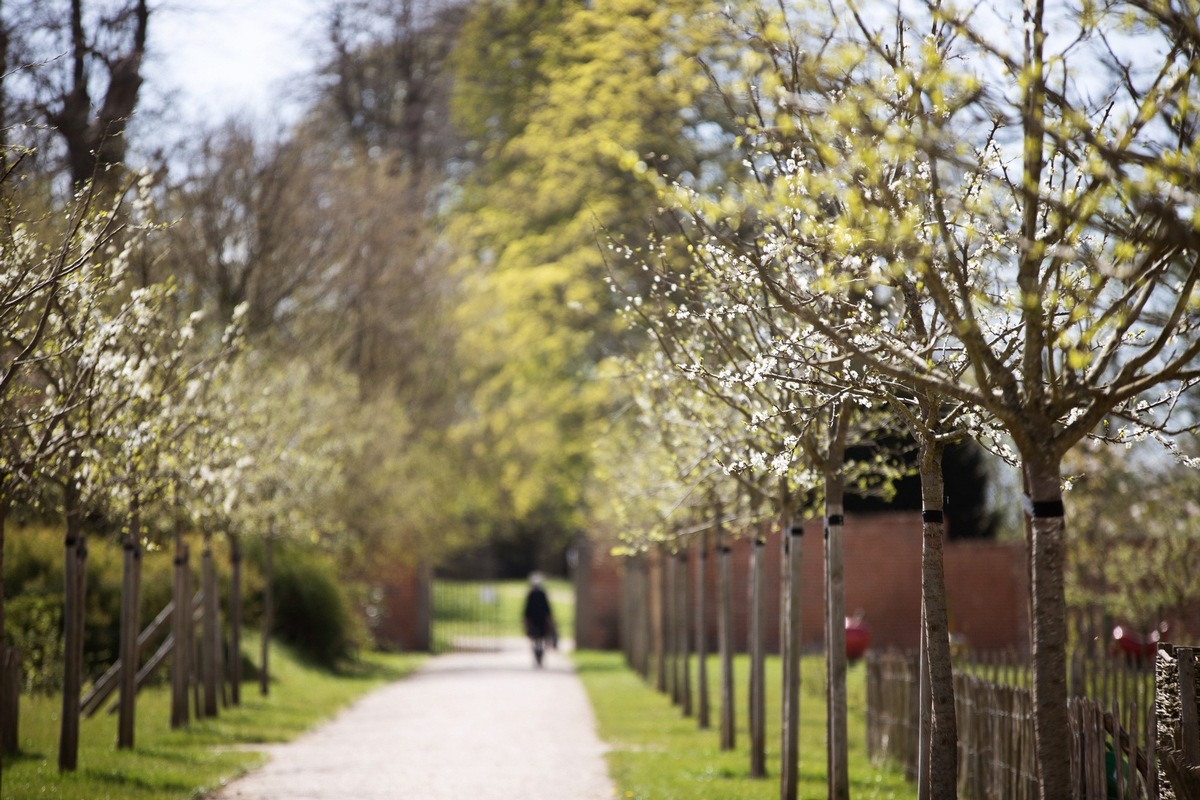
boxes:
[866,649,1160,799]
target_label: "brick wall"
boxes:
[371,563,431,652]
[582,511,1030,655]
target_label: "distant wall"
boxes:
[372,563,431,652]
[579,512,1030,654]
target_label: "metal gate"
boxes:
[431,578,506,653]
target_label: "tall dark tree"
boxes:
[1,0,149,188]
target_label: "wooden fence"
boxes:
[1155,645,1200,799]
[867,649,1159,799]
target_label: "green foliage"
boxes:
[3,526,177,687]
[1065,438,1200,633]
[447,0,743,552]
[4,594,63,694]
[269,546,368,669]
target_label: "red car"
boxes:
[1110,623,1164,663]
[845,617,870,661]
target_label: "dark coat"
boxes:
[522,586,553,639]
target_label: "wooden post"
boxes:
[749,532,767,777]
[1179,647,1199,765]
[2,646,19,756]
[201,532,219,718]
[170,533,190,728]
[696,533,710,730]
[229,534,242,706]
[117,504,143,748]
[718,532,735,751]
[260,528,274,697]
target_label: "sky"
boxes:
[144,0,322,132]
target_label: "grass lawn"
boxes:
[1,633,425,800]
[575,650,916,800]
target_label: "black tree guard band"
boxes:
[1022,496,1065,518]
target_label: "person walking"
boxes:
[522,572,556,667]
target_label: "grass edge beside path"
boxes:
[2,635,426,800]
[574,649,915,800]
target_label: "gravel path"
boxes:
[209,639,615,800]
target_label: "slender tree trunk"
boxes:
[824,407,850,800]
[638,557,651,680]
[201,532,219,717]
[668,548,680,706]
[117,499,142,748]
[0,500,15,763]
[1024,458,1071,797]
[170,528,190,728]
[749,528,767,778]
[917,601,932,799]
[780,500,801,800]
[260,528,274,697]
[718,532,735,750]
[662,544,672,695]
[919,441,958,799]
[696,533,710,729]
[229,534,242,706]
[679,548,692,717]
[58,478,86,772]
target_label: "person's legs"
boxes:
[532,637,545,666]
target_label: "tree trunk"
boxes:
[260,529,274,697]
[718,533,735,751]
[679,548,692,717]
[201,532,219,718]
[917,601,932,799]
[824,407,850,800]
[637,557,651,680]
[1024,458,1071,798]
[0,501,15,762]
[662,546,672,695]
[750,529,767,777]
[117,500,142,749]
[667,548,680,706]
[170,529,190,728]
[58,478,86,772]
[781,502,802,800]
[696,533,710,729]
[229,534,242,706]
[919,441,959,799]
[417,561,433,652]
[59,0,148,190]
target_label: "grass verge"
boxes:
[575,650,915,800]
[1,633,425,800]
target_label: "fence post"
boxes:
[1,646,19,754]
[573,534,592,650]
[1155,643,1200,799]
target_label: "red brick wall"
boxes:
[371,563,431,652]
[585,512,1030,655]
[577,538,624,649]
